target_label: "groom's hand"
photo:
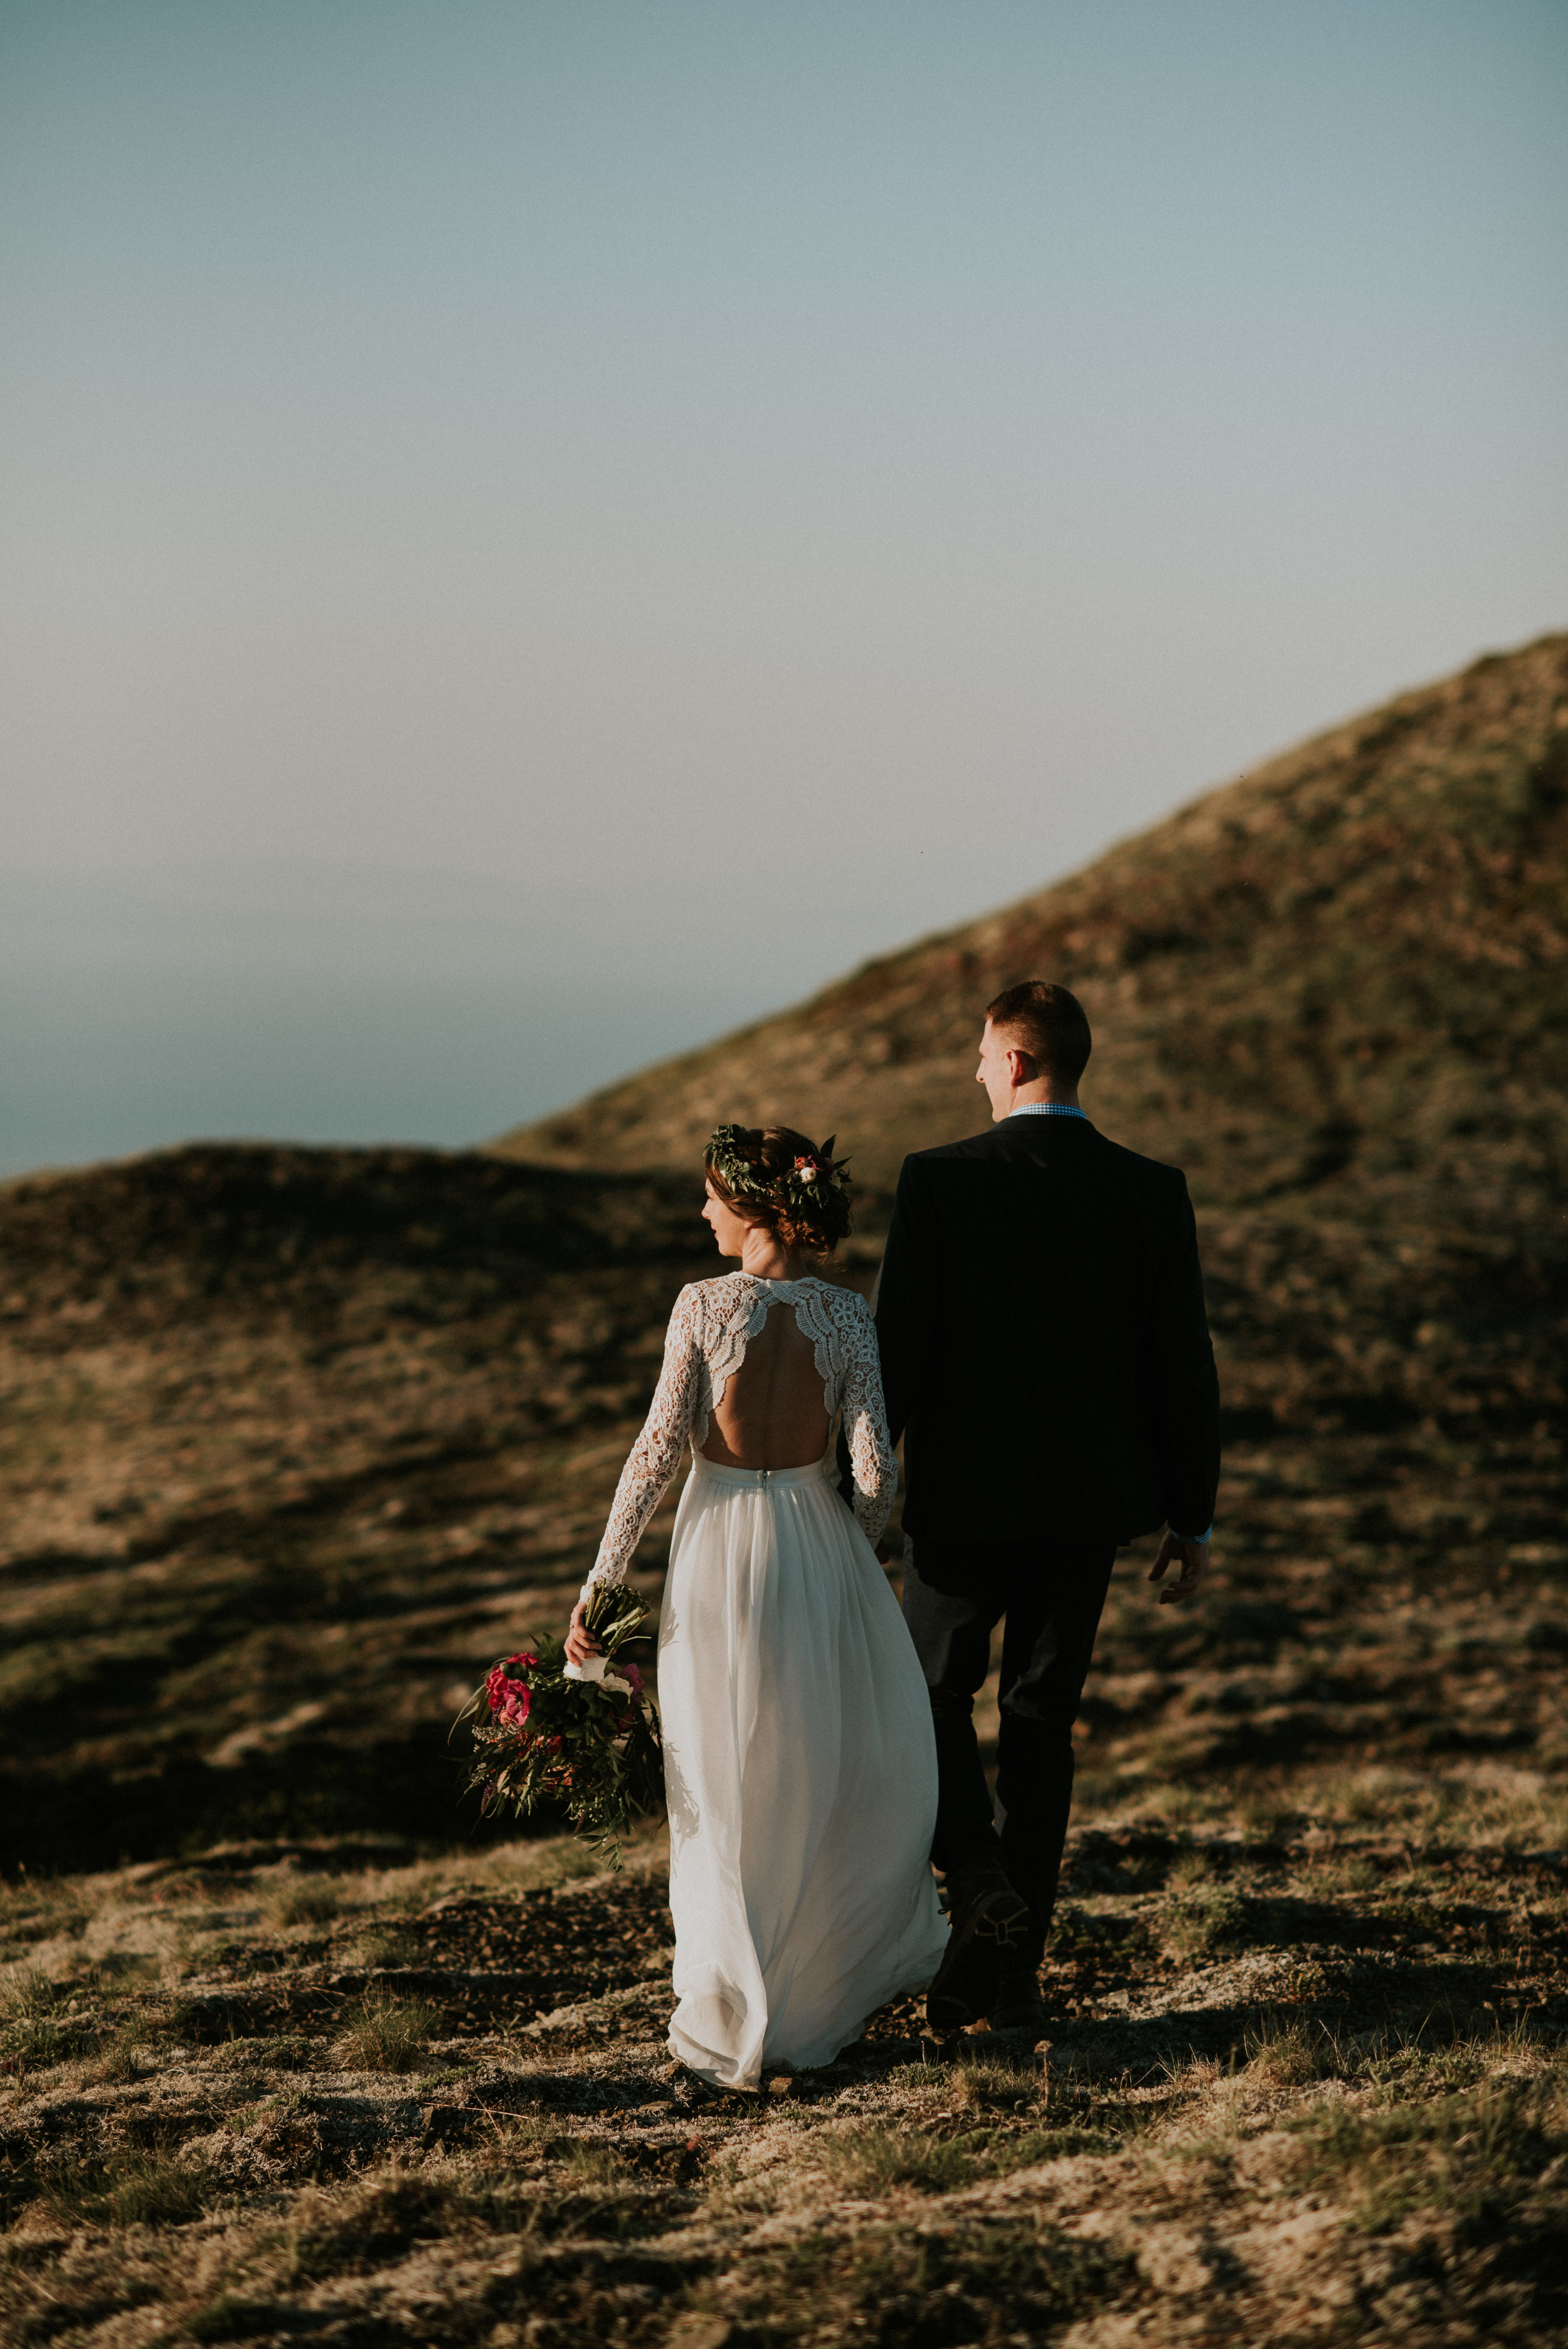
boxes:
[1148,1532,1209,1605]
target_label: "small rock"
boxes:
[766,2074,793,2098]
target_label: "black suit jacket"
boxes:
[873,1116,1219,1547]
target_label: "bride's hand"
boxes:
[564,1599,603,1667]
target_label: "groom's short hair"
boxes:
[985,980,1092,1083]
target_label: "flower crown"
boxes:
[706,1125,852,1217]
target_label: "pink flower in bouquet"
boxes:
[485,1659,534,1726]
[619,1660,645,1700]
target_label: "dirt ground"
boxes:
[4,1763,1567,2347]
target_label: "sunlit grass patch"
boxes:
[1246,2015,1340,2087]
[807,2111,1104,2198]
[1312,1765,1568,1850]
[951,2060,1047,2116]
[266,1875,340,1929]
[211,2032,320,2074]
[1143,2051,1253,2150]
[0,1969,96,2074]
[162,1922,236,1981]
[283,2173,468,2280]
[882,2059,956,2092]
[354,1922,418,1968]
[728,2212,1136,2340]
[1237,1795,1302,1842]
[1160,1855,1248,1959]
[818,2123,978,2197]
[366,1862,446,1918]
[41,2146,215,2230]
[0,1964,58,2019]
[1,2012,88,2072]
[332,1987,437,2074]
[90,2013,154,2084]
[1286,2071,1568,2234]
[0,1880,91,1947]
[1004,2126,1122,2162]
[557,2140,630,2184]
[356,1822,667,1921]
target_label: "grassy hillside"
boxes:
[499,630,1568,1226]
[3,639,1567,2345]
[4,637,1565,1889]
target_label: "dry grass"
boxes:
[266,1874,341,1930]
[332,1986,438,2074]
[41,2145,215,2230]
[1,1809,1565,2345]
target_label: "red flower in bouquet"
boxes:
[485,1659,535,1726]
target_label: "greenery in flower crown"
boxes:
[706,1125,852,1219]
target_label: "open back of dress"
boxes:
[698,1293,832,1470]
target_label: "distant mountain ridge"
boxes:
[495,632,1568,1236]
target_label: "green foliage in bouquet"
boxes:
[454,1584,664,1867]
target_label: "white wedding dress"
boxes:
[582,1271,948,2089]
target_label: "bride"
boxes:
[566,1123,948,2089]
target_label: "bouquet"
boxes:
[454,1584,664,1865]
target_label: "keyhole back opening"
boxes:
[698,1293,834,1471]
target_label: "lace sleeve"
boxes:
[839,1291,898,1546]
[582,1287,702,1596]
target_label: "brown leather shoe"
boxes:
[926,1863,1032,2032]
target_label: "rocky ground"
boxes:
[4,1783,1567,2348]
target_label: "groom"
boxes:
[872,980,1220,2039]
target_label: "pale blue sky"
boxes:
[3,2,1565,1171]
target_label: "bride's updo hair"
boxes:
[704,1124,853,1257]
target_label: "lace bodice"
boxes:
[582,1273,898,1594]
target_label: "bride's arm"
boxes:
[839,1291,899,1547]
[566,1288,701,1659]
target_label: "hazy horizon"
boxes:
[4,3,1565,1176]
